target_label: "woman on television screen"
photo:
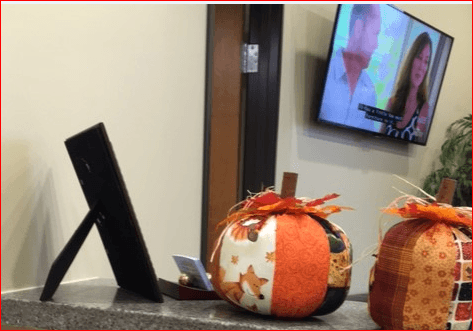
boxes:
[384,32,432,142]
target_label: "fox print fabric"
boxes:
[369,199,472,330]
[209,191,352,318]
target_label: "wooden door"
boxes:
[201,4,245,266]
[201,5,284,268]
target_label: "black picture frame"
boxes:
[40,123,163,303]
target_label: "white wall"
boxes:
[277,4,472,294]
[1,4,207,291]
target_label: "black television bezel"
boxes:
[64,122,163,302]
[314,4,454,146]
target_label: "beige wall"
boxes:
[277,4,472,294]
[1,4,207,291]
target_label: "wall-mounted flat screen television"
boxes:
[315,4,453,146]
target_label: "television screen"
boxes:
[316,4,453,145]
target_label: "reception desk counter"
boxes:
[1,278,378,330]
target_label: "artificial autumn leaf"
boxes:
[383,202,472,227]
[231,255,239,265]
[218,191,350,229]
[248,192,281,208]
[306,193,340,207]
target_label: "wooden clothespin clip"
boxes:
[435,177,457,204]
[280,172,298,198]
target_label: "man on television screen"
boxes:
[320,4,381,132]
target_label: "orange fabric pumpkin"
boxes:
[209,191,352,318]
[369,198,472,330]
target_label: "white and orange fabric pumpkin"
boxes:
[209,191,352,318]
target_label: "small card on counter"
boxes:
[172,255,213,291]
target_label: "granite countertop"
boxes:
[1,278,379,330]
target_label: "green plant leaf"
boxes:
[422,114,472,207]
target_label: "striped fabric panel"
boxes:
[370,219,434,329]
[447,227,472,330]
[401,223,456,329]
